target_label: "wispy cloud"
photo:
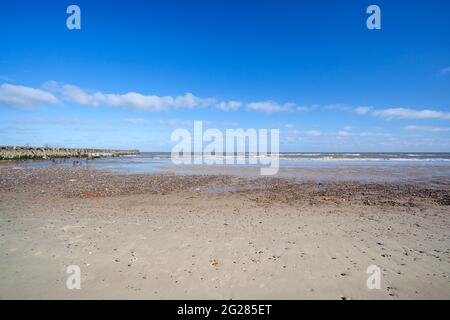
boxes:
[0,83,60,109]
[216,101,242,111]
[124,118,152,125]
[59,84,215,111]
[246,101,296,114]
[124,118,212,126]
[296,106,310,112]
[372,108,450,120]
[404,125,450,132]
[323,103,350,111]
[15,117,84,125]
[46,81,300,114]
[353,106,372,115]
[337,130,351,136]
[284,126,393,140]
[439,67,450,75]
[4,81,449,124]
[305,130,322,137]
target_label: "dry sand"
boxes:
[0,167,449,299]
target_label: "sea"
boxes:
[2,152,450,183]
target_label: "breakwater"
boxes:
[0,146,139,160]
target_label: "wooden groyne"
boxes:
[0,146,139,160]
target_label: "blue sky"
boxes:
[1,0,450,151]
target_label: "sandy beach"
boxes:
[1,166,449,299]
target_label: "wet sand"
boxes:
[159,164,450,185]
[0,167,449,299]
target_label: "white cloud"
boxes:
[296,106,309,112]
[15,117,83,125]
[60,84,214,111]
[2,81,315,114]
[61,83,310,114]
[324,103,350,111]
[11,81,450,126]
[0,83,60,108]
[125,118,210,127]
[172,93,216,109]
[372,108,450,120]
[306,130,322,137]
[404,125,450,132]
[62,84,305,114]
[337,130,351,136]
[354,106,372,115]
[215,100,242,111]
[246,101,295,114]
[124,118,151,125]
[358,132,393,138]
[285,123,296,129]
[156,119,203,126]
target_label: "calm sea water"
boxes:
[3,152,450,183]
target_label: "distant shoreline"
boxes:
[0,146,139,160]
